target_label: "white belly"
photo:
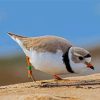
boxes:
[30,50,68,75]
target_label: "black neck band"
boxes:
[62,47,74,73]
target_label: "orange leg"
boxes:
[26,56,36,81]
[53,75,62,80]
[26,56,31,66]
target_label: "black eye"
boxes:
[79,56,84,60]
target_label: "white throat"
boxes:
[68,47,86,73]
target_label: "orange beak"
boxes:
[85,62,94,70]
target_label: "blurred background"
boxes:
[0,0,100,86]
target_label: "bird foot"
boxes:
[53,75,63,80]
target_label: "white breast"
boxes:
[30,50,68,75]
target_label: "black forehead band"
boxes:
[84,54,91,58]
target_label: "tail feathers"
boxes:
[8,32,30,57]
[7,32,27,50]
[8,32,27,41]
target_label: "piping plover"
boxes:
[8,32,94,80]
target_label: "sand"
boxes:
[0,73,100,100]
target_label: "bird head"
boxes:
[69,47,94,73]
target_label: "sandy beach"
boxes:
[0,73,100,100]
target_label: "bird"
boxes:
[8,32,94,81]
